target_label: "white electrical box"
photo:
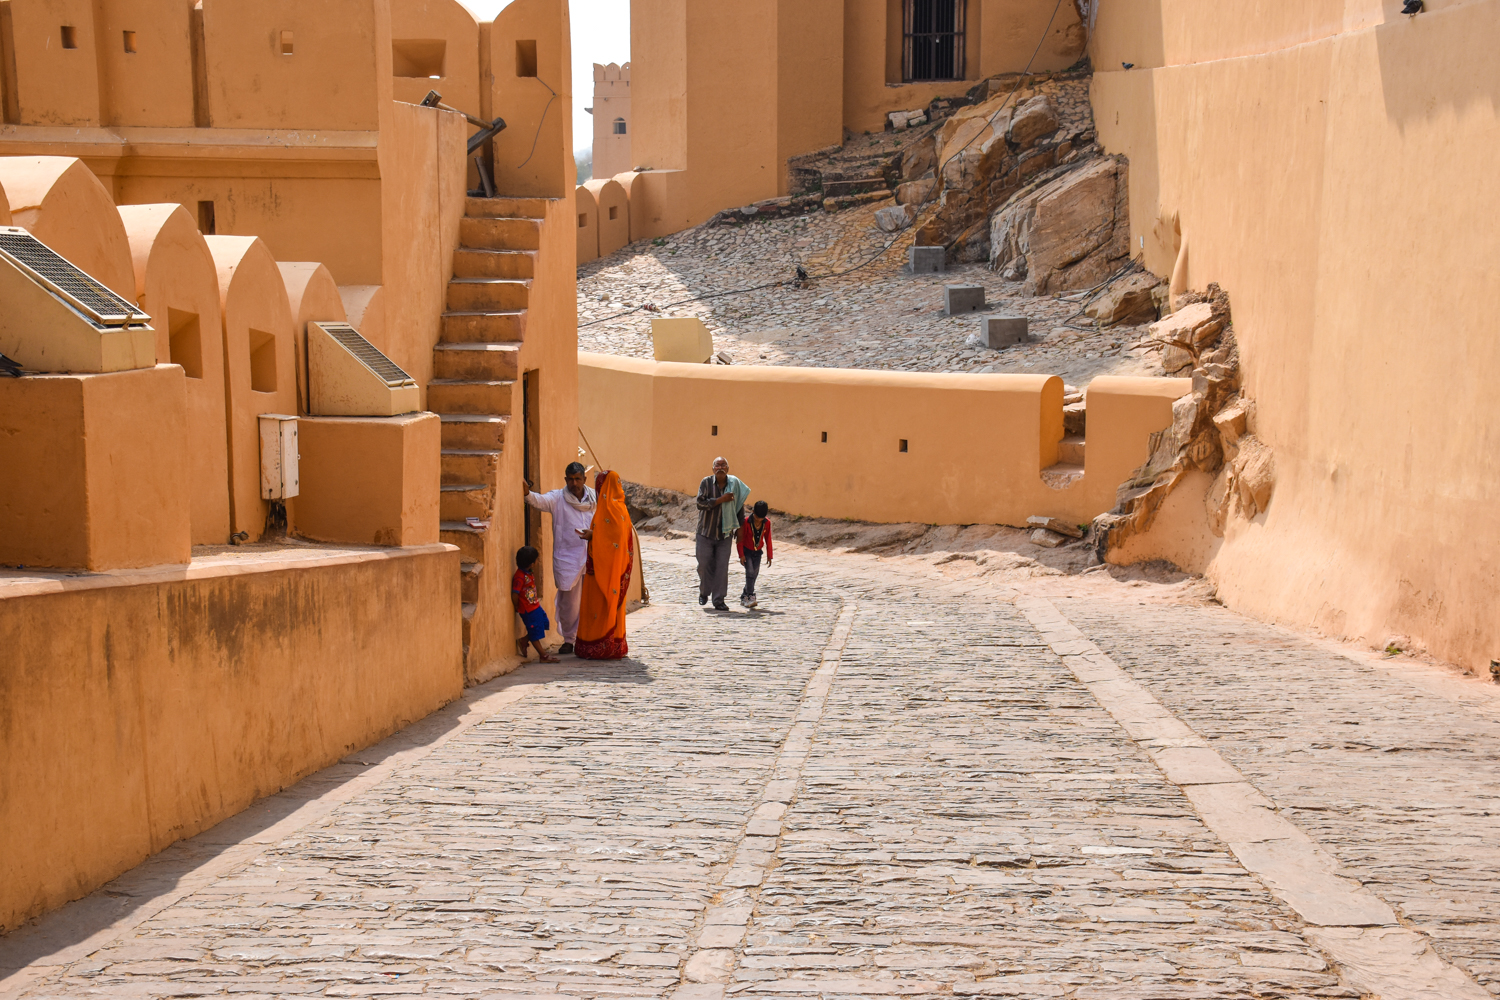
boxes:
[258,414,300,500]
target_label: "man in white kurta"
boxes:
[524,462,596,654]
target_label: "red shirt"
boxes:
[736,516,773,561]
[511,569,541,612]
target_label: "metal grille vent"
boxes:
[0,227,147,329]
[320,323,415,387]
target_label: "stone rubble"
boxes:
[578,202,1173,386]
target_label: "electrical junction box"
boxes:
[0,226,155,373]
[259,414,299,500]
[307,321,420,416]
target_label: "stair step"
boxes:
[446,277,530,312]
[460,561,484,604]
[1058,434,1085,466]
[441,482,494,521]
[428,378,515,415]
[1040,462,1085,491]
[441,522,486,563]
[461,601,476,648]
[459,216,541,251]
[442,448,500,484]
[440,413,508,449]
[453,248,536,279]
[441,310,526,343]
[465,195,549,219]
[433,343,520,381]
[822,176,890,198]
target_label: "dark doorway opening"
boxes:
[903,0,966,82]
[523,369,541,547]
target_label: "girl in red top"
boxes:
[736,500,773,608]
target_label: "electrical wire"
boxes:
[579,0,1074,328]
[517,77,558,170]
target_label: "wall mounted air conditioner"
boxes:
[0,226,155,373]
[307,320,420,416]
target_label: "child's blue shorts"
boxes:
[519,606,550,642]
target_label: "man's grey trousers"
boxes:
[695,534,734,604]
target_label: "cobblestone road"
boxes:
[4,545,1498,999]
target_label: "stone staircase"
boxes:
[1042,395,1087,490]
[432,196,544,666]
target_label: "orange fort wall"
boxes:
[1087,0,1500,672]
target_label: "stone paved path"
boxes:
[3,544,1498,999]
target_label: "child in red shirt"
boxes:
[736,501,773,608]
[512,546,559,662]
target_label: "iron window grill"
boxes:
[903,0,966,83]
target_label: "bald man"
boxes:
[694,456,750,610]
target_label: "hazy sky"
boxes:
[459,0,630,156]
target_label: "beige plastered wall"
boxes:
[622,0,1083,236]
[0,365,192,571]
[0,155,137,297]
[390,0,482,117]
[489,0,573,200]
[1089,0,1500,671]
[0,545,463,933]
[120,203,232,545]
[842,0,1086,134]
[579,353,1187,527]
[0,0,395,287]
[293,414,441,546]
[376,99,468,406]
[207,235,299,541]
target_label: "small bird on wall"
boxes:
[1401,0,1423,12]
[1121,61,1134,69]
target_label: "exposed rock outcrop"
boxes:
[1092,284,1275,559]
[988,155,1130,296]
[909,71,1098,262]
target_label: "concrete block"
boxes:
[651,317,713,363]
[981,314,1029,348]
[909,245,945,273]
[944,284,985,316]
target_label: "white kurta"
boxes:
[525,487,595,590]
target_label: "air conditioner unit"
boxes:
[307,320,420,416]
[0,226,155,373]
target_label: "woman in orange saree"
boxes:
[574,470,633,660]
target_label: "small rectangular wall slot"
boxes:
[0,4,20,125]
[189,5,209,126]
[821,431,827,443]
[578,213,587,228]
[122,30,136,53]
[279,29,293,55]
[197,200,215,235]
[515,39,537,77]
[392,38,445,78]
[711,425,718,436]
[60,25,77,49]
[248,328,277,392]
[608,206,618,221]
[168,309,203,379]
[899,439,908,452]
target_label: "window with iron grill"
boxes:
[903,0,966,82]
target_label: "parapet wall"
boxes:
[0,545,463,933]
[579,352,1188,527]
[1088,0,1500,671]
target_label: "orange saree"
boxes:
[574,470,633,660]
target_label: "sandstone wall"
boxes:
[579,352,1189,528]
[0,546,462,933]
[1089,0,1500,671]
